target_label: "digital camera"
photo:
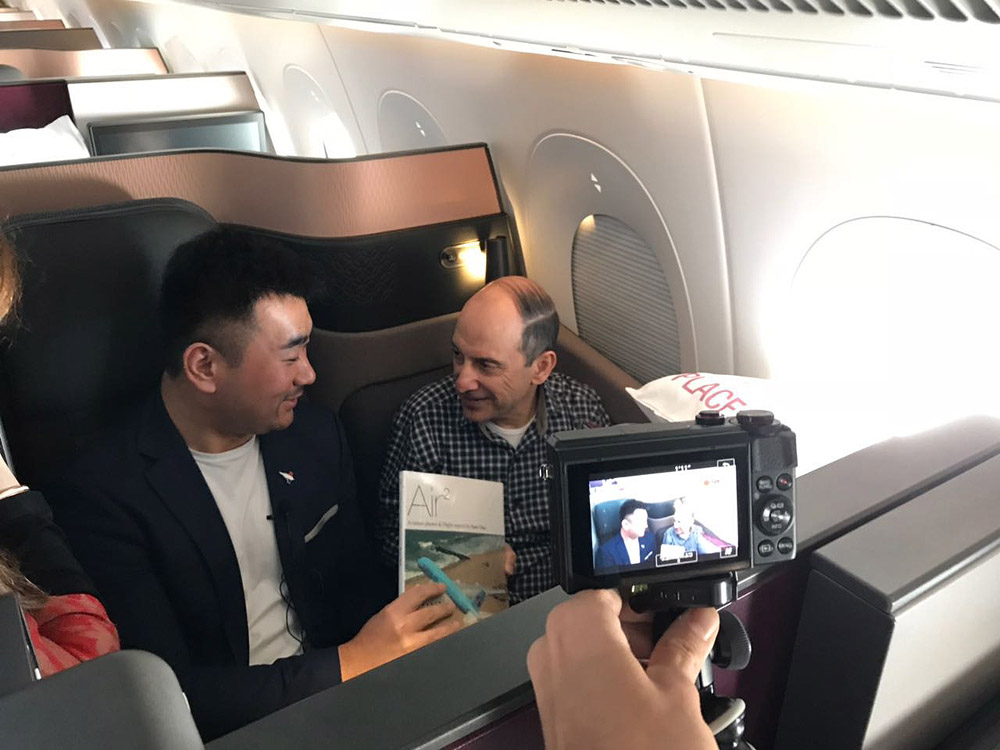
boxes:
[545,410,797,605]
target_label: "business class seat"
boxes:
[0,199,215,486]
[0,79,74,132]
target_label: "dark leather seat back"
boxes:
[0,199,216,487]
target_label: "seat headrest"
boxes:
[0,199,216,486]
[593,500,626,546]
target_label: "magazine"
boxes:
[399,470,508,626]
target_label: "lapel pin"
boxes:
[279,471,295,485]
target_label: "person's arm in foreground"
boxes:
[527,589,719,750]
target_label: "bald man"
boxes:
[377,277,610,603]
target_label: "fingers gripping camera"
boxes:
[545,410,797,596]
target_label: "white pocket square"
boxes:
[304,504,339,543]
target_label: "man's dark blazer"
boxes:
[594,531,656,572]
[50,393,389,740]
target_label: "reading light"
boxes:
[440,240,486,280]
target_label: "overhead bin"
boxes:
[0,47,166,79]
[775,448,1000,749]
[173,0,1000,102]
[0,27,101,51]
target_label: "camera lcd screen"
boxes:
[585,451,747,578]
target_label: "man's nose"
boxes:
[297,352,317,386]
[454,360,477,393]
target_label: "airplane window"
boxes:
[378,91,447,152]
[281,65,356,158]
[572,213,681,383]
[780,216,1000,435]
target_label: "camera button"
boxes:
[758,540,775,557]
[696,410,726,426]
[777,473,793,491]
[770,508,791,527]
[756,476,774,492]
[757,495,794,534]
[777,537,794,555]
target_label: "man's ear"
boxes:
[182,343,223,394]
[530,350,557,385]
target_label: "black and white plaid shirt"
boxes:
[377,372,611,603]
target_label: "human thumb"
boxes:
[645,608,720,687]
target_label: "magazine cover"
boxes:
[399,470,508,626]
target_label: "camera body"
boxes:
[545,410,797,598]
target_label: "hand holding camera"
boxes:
[543,410,797,749]
[528,589,719,750]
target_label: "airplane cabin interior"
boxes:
[0,0,999,748]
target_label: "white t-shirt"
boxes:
[485,417,535,448]
[623,535,641,565]
[191,437,303,666]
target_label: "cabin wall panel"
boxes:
[703,79,1000,377]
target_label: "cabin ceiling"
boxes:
[190,0,1000,100]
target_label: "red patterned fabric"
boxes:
[24,593,120,676]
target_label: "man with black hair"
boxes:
[377,276,610,603]
[53,228,459,740]
[595,500,656,571]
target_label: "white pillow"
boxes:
[627,372,891,476]
[626,372,786,422]
[0,115,90,167]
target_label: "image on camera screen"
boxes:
[589,459,740,575]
